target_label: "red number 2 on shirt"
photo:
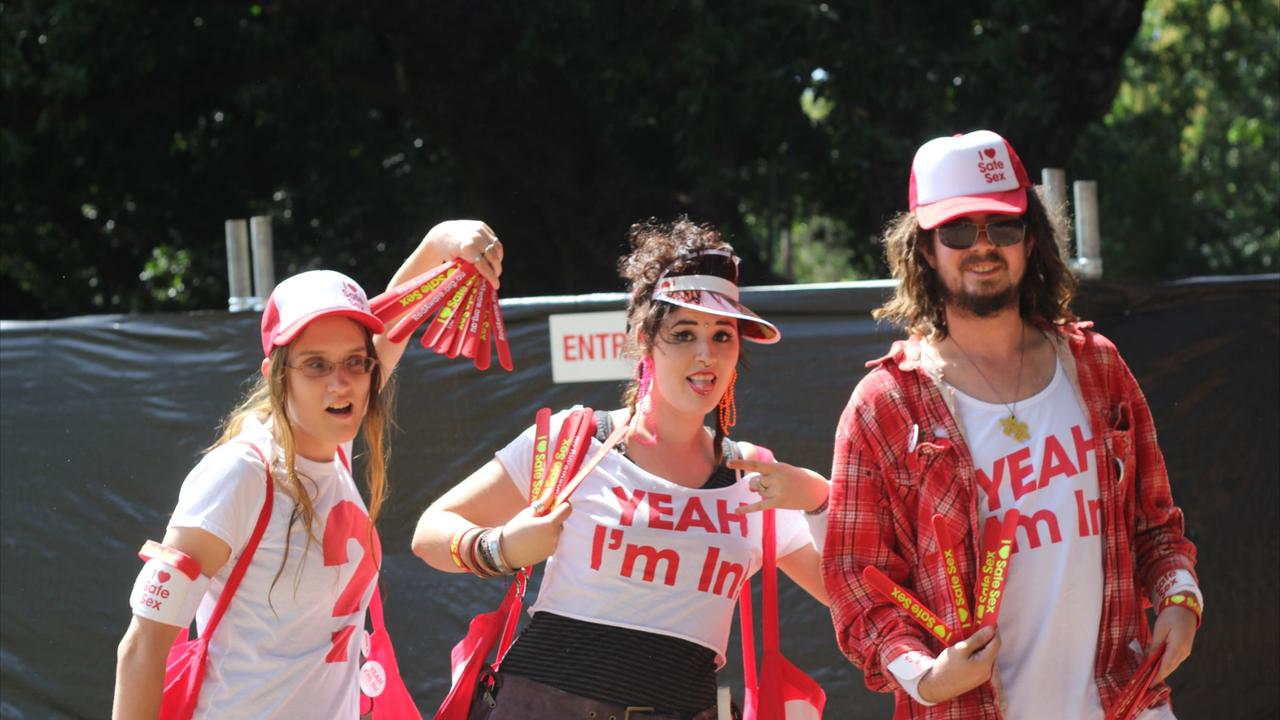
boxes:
[321,500,381,663]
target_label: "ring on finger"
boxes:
[483,238,500,255]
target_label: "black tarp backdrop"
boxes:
[1,276,1277,718]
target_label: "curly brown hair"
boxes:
[873,187,1077,338]
[617,217,739,457]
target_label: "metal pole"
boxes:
[1041,168,1070,260]
[1072,180,1103,279]
[224,219,252,311]
[249,215,275,310]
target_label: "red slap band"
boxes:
[139,540,201,581]
[444,279,485,358]
[456,279,489,359]
[421,275,477,350]
[474,312,494,371]
[862,565,954,644]
[489,284,514,371]
[549,409,597,500]
[932,514,974,632]
[528,408,553,503]
[369,260,454,322]
[386,262,475,344]
[536,410,587,511]
[430,277,479,355]
[462,289,490,359]
[973,509,1019,630]
[1106,642,1165,720]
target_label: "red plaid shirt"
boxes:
[824,323,1198,719]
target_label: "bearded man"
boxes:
[824,130,1201,719]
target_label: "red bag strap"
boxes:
[737,445,785,718]
[762,508,780,652]
[200,442,275,640]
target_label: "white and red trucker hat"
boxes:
[908,130,1033,230]
[259,270,384,357]
[652,250,780,344]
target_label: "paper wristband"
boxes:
[528,408,553,503]
[1158,592,1203,627]
[862,566,954,644]
[973,509,1020,630]
[932,514,974,631]
[1106,642,1165,720]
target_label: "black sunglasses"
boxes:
[934,219,1027,250]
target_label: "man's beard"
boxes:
[937,255,1021,318]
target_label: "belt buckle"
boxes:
[624,707,657,720]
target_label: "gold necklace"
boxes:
[951,325,1030,443]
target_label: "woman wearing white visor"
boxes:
[412,217,831,719]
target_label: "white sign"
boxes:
[548,311,633,383]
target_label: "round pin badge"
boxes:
[359,660,386,698]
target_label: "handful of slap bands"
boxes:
[369,259,513,371]
[528,407,598,516]
[862,510,1021,644]
[1106,642,1165,720]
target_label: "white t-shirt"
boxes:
[495,408,812,666]
[169,417,377,719]
[958,359,1108,719]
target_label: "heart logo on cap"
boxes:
[157,570,171,583]
[983,148,997,159]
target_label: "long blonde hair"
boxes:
[210,330,393,597]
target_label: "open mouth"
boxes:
[325,402,354,417]
[687,372,717,396]
[962,255,1006,274]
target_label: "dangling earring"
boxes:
[632,356,658,444]
[718,370,738,436]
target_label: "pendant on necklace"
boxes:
[1000,415,1031,443]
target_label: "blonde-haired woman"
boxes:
[113,221,503,719]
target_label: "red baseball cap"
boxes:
[908,130,1032,230]
[259,270,384,357]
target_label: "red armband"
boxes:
[1158,592,1202,627]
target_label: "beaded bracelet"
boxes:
[1158,592,1203,627]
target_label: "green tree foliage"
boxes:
[1068,0,1279,277]
[10,0,1241,319]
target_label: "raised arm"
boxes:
[374,220,504,380]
